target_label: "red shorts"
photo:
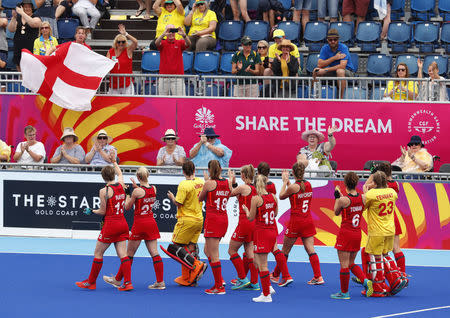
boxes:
[342,0,371,17]
[98,219,129,243]
[285,214,316,238]
[130,218,161,241]
[254,227,277,254]
[394,211,402,235]
[335,228,361,252]
[231,218,255,243]
[204,213,228,238]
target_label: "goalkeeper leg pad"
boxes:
[161,244,195,270]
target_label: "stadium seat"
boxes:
[218,20,244,51]
[57,18,80,41]
[183,51,194,74]
[204,83,224,96]
[390,0,405,21]
[370,86,386,100]
[387,22,411,53]
[395,54,419,76]
[193,51,220,74]
[441,23,450,53]
[414,22,439,53]
[439,0,450,21]
[367,54,392,77]
[303,21,327,51]
[363,160,389,171]
[297,84,309,98]
[244,20,269,50]
[141,51,160,73]
[6,50,15,70]
[350,53,359,73]
[356,21,381,52]
[1,0,20,8]
[329,22,354,47]
[277,21,301,44]
[439,163,450,173]
[410,0,436,21]
[305,53,320,75]
[219,52,234,74]
[422,55,448,77]
[344,87,367,99]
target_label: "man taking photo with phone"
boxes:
[155,24,191,96]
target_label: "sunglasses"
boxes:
[258,46,267,49]
[40,26,49,30]
[397,68,406,72]
[165,138,176,141]
[327,38,338,42]
[207,137,216,140]
[409,142,420,146]
[98,136,108,140]
[117,40,126,44]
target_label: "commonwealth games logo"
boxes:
[193,106,216,132]
[407,110,440,145]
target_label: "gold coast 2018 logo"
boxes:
[193,105,216,133]
[408,109,441,145]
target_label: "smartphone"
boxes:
[169,28,178,33]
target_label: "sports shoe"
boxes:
[363,279,373,298]
[75,279,96,290]
[307,276,325,285]
[190,260,208,284]
[231,277,251,290]
[270,272,280,284]
[244,282,260,291]
[252,292,272,303]
[330,291,350,300]
[117,282,134,291]
[351,276,362,285]
[103,275,121,287]
[148,281,166,290]
[278,276,294,287]
[205,286,226,295]
[230,278,238,285]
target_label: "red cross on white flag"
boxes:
[20,42,116,111]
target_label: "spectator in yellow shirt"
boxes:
[264,29,301,77]
[152,0,185,44]
[184,0,217,52]
[384,63,418,101]
[33,21,58,56]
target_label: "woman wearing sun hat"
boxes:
[157,129,186,166]
[85,129,117,166]
[51,127,86,166]
[297,126,337,172]
[392,135,433,173]
[270,39,299,98]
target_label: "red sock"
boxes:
[115,256,133,281]
[260,270,271,296]
[340,268,350,293]
[349,263,366,282]
[210,261,223,289]
[361,248,370,277]
[274,250,290,279]
[230,253,246,279]
[88,258,103,284]
[243,253,250,276]
[272,250,280,277]
[120,257,132,284]
[309,253,322,278]
[394,252,405,273]
[152,255,164,283]
[248,259,259,284]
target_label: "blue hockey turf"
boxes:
[1,251,450,318]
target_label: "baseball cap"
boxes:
[241,35,252,45]
[273,29,285,38]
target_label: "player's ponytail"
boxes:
[241,164,255,183]
[208,159,222,180]
[255,174,268,196]
[293,162,306,192]
[372,171,387,188]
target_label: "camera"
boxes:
[169,28,178,33]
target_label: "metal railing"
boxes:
[2,72,450,102]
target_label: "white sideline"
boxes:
[371,305,450,318]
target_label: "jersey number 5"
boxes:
[378,201,394,216]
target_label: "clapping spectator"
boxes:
[314,29,355,99]
[257,40,270,74]
[0,139,11,162]
[51,128,85,165]
[13,125,46,164]
[85,129,117,166]
[184,0,217,52]
[265,29,301,77]
[297,126,337,172]
[8,0,41,71]
[35,0,59,38]
[155,24,190,95]
[417,59,448,102]
[271,39,299,98]
[151,0,185,49]
[383,63,418,101]
[107,24,138,95]
[230,0,250,22]
[231,36,261,97]
[33,21,58,56]
[392,136,433,173]
[189,128,232,168]
[157,129,186,166]
[72,0,101,39]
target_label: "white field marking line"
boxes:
[371,305,450,318]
